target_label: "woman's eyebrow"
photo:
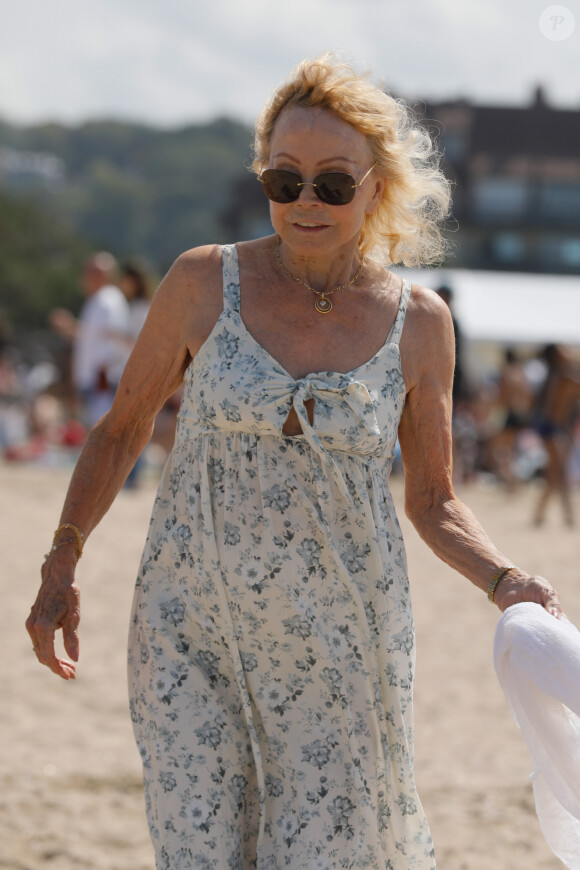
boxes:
[316,156,357,167]
[272,152,357,167]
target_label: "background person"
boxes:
[533,343,580,526]
[118,262,153,349]
[28,55,562,870]
[50,252,129,428]
[484,347,535,488]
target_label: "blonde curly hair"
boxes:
[253,54,452,267]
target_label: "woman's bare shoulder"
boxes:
[404,282,454,339]
[170,237,274,294]
[400,282,455,388]
[169,243,223,290]
[148,244,223,317]
[407,281,449,316]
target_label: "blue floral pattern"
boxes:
[128,245,435,869]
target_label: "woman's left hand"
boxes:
[493,571,563,618]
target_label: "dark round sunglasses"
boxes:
[258,162,377,206]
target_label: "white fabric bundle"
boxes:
[494,602,580,868]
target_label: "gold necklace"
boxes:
[275,238,365,314]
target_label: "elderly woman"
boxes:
[28,55,562,869]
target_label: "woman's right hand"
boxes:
[26,551,81,680]
[493,570,563,619]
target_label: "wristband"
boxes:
[487,565,516,603]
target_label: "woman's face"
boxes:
[266,105,384,256]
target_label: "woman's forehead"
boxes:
[270,105,370,159]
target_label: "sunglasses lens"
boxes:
[259,169,300,203]
[315,173,355,205]
[259,169,357,205]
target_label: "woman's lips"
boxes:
[293,221,328,231]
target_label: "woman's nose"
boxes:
[296,182,321,204]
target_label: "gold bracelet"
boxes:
[44,537,78,561]
[53,523,84,559]
[487,565,516,603]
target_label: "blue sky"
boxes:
[2,0,579,127]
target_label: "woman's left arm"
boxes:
[397,286,562,616]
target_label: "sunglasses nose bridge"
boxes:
[295,180,323,204]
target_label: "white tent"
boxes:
[394,268,580,346]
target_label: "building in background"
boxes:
[421,87,580,274]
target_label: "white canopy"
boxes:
[395,268,580,346]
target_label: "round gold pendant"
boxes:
[314,296,332,314]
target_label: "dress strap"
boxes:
[221,244,241,312]
[387,278,412,347]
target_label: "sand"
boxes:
[2,461,578,870]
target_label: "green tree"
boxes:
[0,116,270,274]
[0,190,89,329]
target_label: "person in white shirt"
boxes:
[51,253,130,427]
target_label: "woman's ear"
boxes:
[365,175,387,215]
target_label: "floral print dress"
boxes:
[128,245,436,870]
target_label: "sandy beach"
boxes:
[2,461,578,870]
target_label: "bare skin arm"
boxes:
[26,246,223,679]
[398,287,562,616]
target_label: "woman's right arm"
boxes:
[26,246,222,679]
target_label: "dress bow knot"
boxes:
[292,375,382,457]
